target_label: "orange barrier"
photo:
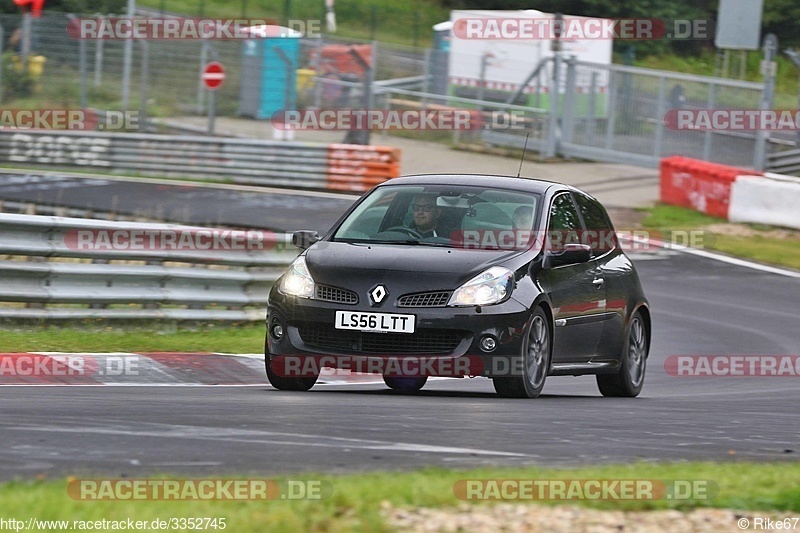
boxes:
[311,45,373,77]
[659,156,762,219]
[326,144,401,192]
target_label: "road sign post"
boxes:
[202,61,226,135]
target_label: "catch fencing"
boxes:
[0,212,297,322]
[0,12,796,175]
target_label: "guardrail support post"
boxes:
[561,55,577,146]
[139,40,150,132]
[545,54,561,158]
[754,34,778,171]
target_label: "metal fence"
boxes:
[0,13,427,118]
[0,212,296,322]
[559,58,767,169]
[1,12,795,174]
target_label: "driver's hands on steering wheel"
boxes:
[384,225,424,239]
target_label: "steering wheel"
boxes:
[384,226,424,239]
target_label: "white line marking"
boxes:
[7,423,531,457]
[628,235,800,279]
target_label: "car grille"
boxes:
[397,291,452,307]
[315,284,358,305]
[298,324,464,354]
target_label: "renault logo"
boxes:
[369,284,388,306]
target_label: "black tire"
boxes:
[383,376,428,391]
[493,307,551,398]
[265,355,318,391]
[597,311,648,397]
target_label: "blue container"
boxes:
[239,26,301,120]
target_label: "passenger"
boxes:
[513,205,534,229]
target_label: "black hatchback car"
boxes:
[266,174,650,398]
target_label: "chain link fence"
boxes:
[560,59,766,169]
[0,12,791,172]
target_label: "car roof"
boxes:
[383,174,568,195]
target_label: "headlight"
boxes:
[448,267,513,306]
[280,256,315,298]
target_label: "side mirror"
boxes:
[543,243,591,269]
[292,230,320,249]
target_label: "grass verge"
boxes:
[0,324,264,353]
[1,463,798,532]
[639,204,800,271]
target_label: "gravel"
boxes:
[383,502,794,532]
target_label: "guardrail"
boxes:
[0,130,400,192]
[767,147,800,175]
[0,213,298,322]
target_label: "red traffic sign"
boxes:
[202,62,226,90]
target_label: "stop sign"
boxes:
[202,62,226,90]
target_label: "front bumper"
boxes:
[266,286,531,378]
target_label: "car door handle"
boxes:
[592,278,604,288]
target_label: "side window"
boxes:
[547,193,582,251]
[574,193,617,255]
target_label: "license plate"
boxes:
[335,311,415,333]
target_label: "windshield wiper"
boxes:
[365,240,451,247]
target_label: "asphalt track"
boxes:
[1,249,799,480]
[0,171,356,233]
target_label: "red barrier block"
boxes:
[659,157,763,219]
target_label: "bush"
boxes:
[1,52,37,100]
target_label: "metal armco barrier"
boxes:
[0,213,298,322]
[0,130,401,192]
[767,148,800,175]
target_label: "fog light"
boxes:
[271,324,284,340]
[480,336,497,352]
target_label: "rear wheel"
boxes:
[493,308,551,398]
[383,376,428,391]
[265,355,318,391]
[597,311,648,397]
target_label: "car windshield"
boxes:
[332,184,541,250]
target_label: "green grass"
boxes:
[640,203,725,228]
[137,0,447,48]
[640,204,800,270]
[1,463,799,532]
[634,51,800,108]
[709,235,800,271]
[0,324,265,353]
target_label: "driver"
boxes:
[409,194,442,238]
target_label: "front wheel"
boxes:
[597,311,648,397]
[493,308,551,398]
[265,355,318,391]
[383,376,428,391]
